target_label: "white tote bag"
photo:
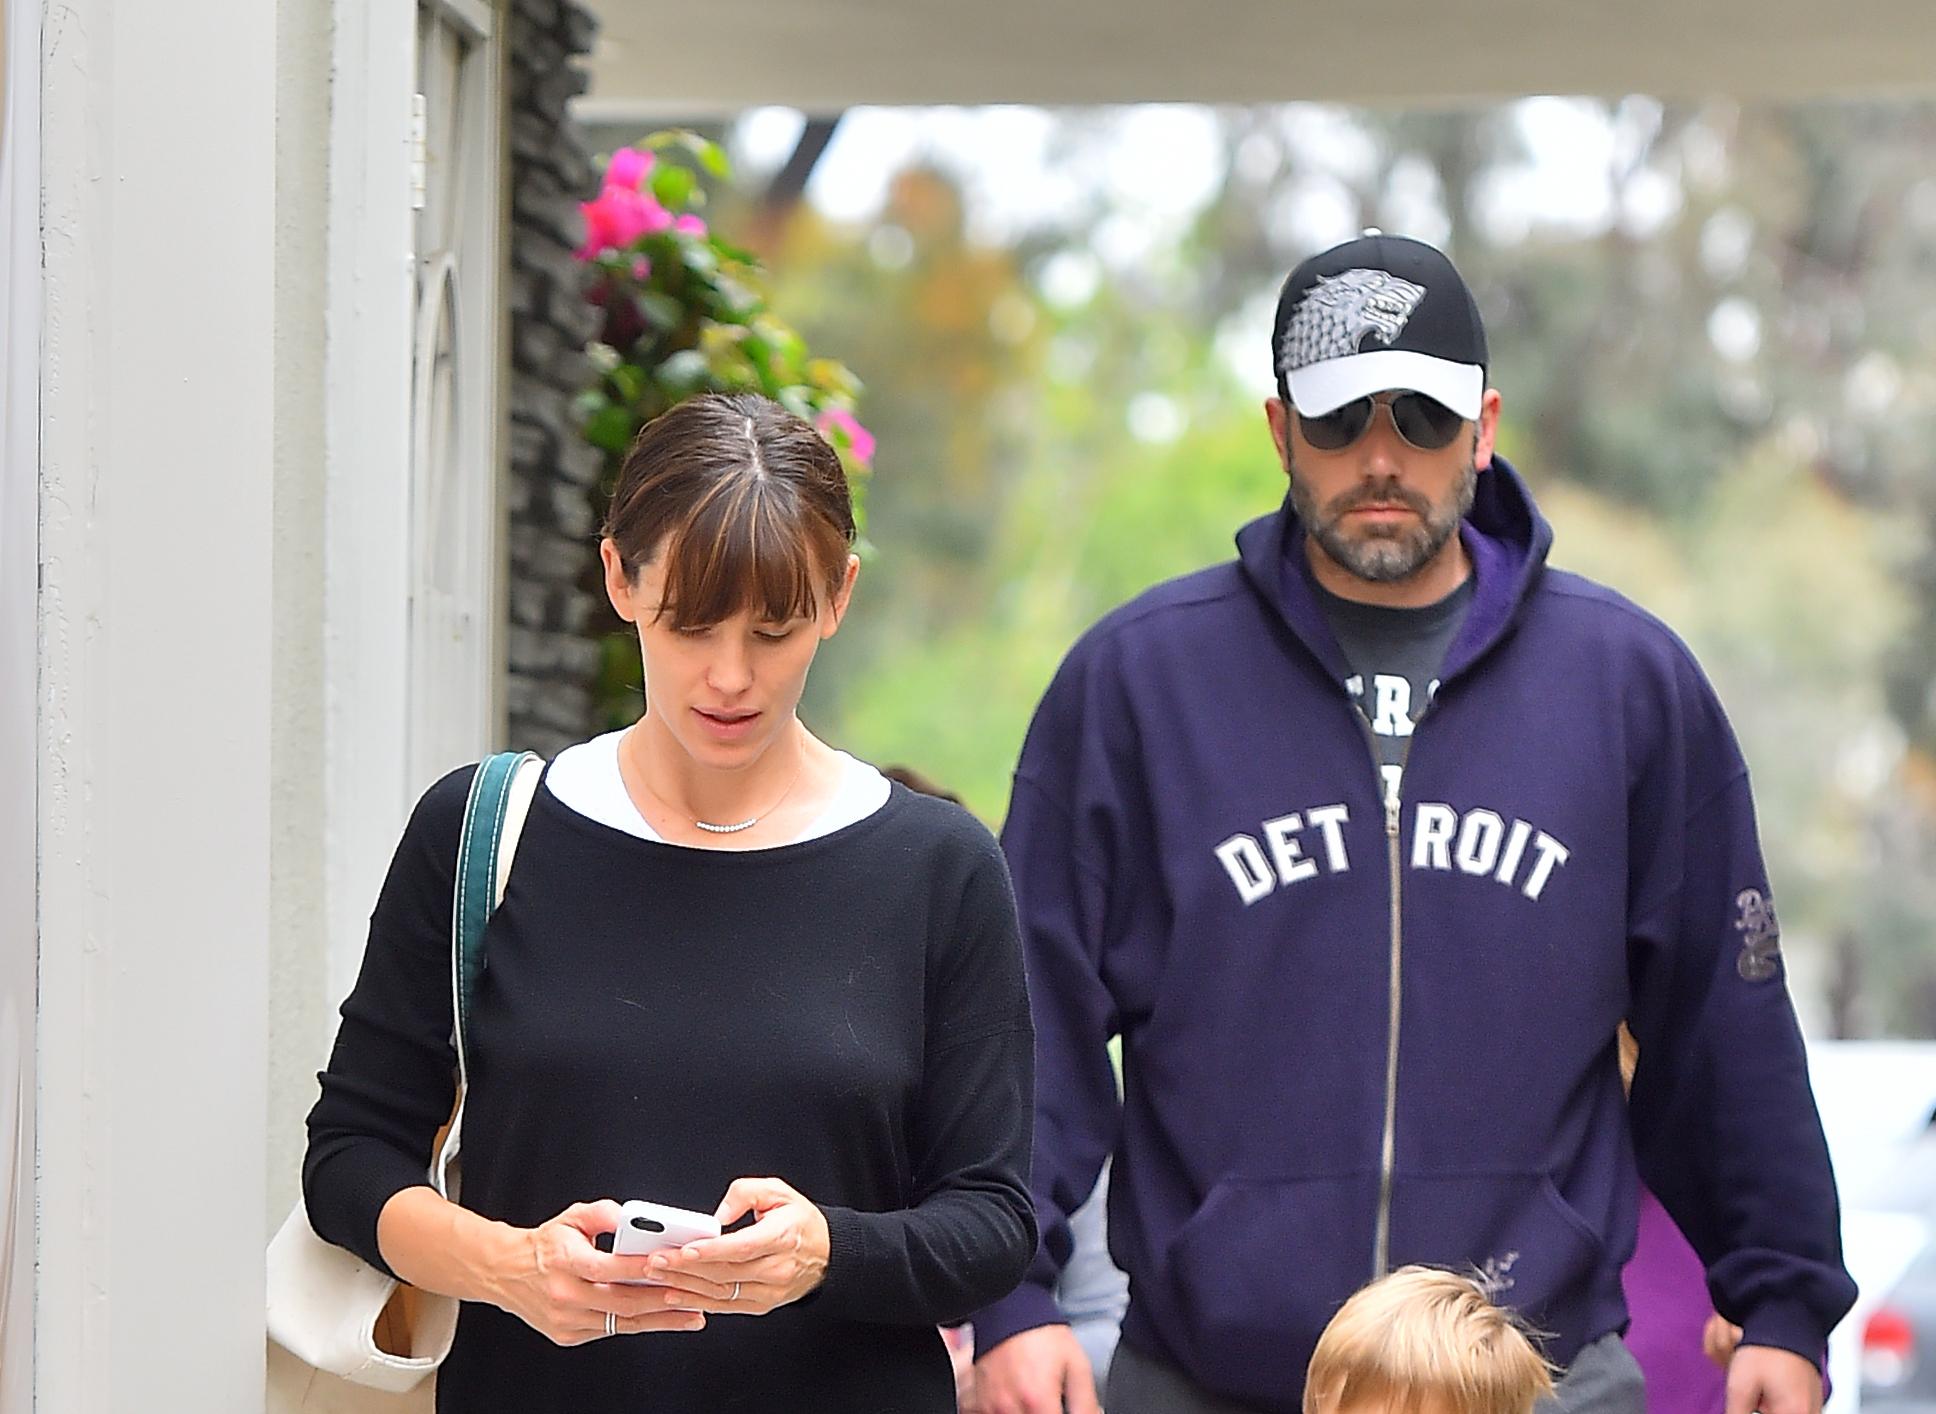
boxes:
[267,752,543,1407]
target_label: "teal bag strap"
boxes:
[434,750,542,1198]
[451,750,543,1085]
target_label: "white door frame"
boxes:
[323,0,505,1017]
[407,0,505,792]
[322,0,422,1013]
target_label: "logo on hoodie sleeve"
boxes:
[1734,888,1782,981]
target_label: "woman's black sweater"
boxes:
[303,766,1036,1412]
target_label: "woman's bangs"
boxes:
[655,477,834,631]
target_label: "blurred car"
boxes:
[1852,1126,1936,1413]
[1862,1242,1936,1412]
[1808,1042,1936,1414]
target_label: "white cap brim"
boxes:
[1288,350,1484,421]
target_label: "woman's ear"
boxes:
[601,538,637,623]
[823,554,862,637]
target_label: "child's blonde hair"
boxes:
[1303,1266,1554,1414]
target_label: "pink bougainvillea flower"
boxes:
[631,256,652,281]
[673,214,708,238]
[816,408,876,466]
[603,146,654,192]
[638,197,675,235]
[575,186,675,260]
[575,198,618,260]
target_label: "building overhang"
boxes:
[578,0,1936,120]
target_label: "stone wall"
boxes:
[504,0,605,757]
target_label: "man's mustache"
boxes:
[1323,480,1433,519]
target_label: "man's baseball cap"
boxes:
[1271,231,1488,421]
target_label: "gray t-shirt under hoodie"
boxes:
[1313,575,1475,811]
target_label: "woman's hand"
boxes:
[487,1199,712,1345]
[644,1177,831,1315]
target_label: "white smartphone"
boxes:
[609,1199,722,1285]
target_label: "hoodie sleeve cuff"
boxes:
[1739,1299,1832,1368]
[969,1280,1068,1354]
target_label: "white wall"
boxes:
[0,0,40,1405]
[37,0,274,1408]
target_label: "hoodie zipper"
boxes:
[1355,708,1408,1280]
[1354,691,1438,1282]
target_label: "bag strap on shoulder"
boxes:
[452,750,544,1064]
[435,750,543,1197]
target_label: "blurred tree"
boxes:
[701,97,1936,1033]
[760,167,1049,728]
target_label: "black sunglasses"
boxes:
[1297,392,1465,452]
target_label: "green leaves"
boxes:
[806,358,863,399]
[697,325,760,386]
[710,236,760,267]
[643,128,731,181]
[607,361,647,405]
[651,162,698,213]
[708,275,762,322]
[580,132,871,484]
[677,241,721,281]
[652,349,712,399]
[636,291,685,332]
[582,401,637,454]
[576,128,876,579]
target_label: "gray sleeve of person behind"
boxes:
[1624,648,1857,1362]
[811,814,1040,1328]
[970,640,1139,1354]
[301,765,475,1278]
[1058,1161,1131,1383]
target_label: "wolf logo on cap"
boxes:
[1278,268,1428,374]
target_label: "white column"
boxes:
[0,0,41,1407]
[37,0,274,1407]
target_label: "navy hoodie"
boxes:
[972,457,1855,1410]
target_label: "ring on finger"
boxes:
[605,1309,617,1338]
[730,1281,741,1302]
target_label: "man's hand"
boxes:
[1703,1312,1745,1369]
[1725,1344,1823,1414]
[973,1324,1101,1414]
[943,1325,981,1414]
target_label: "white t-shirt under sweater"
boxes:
[545,728,891,846]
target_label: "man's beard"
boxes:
[1290,456,1479,584]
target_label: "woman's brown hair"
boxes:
[602,391,857,630]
